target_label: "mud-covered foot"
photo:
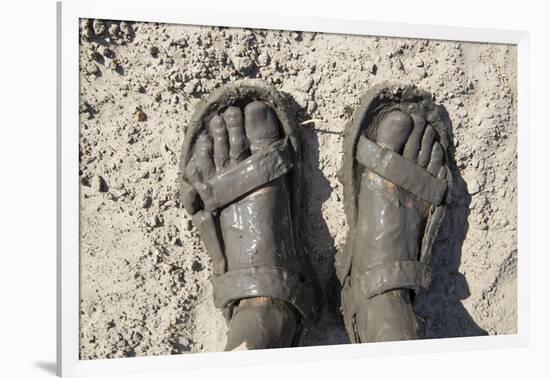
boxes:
[352,107,448,342]
[185,101,299,350]
[225,297,298,350]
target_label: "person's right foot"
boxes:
[349,101,449,342]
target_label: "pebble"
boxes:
[108,23,120,38]
[85,62,100,76]
[150,46,160,58]
[289,76,314,93]
[151,214,164,227]
[483,109,495,119]
[232,56,254,75]
[257,51,270,67]
[91,175,107,192]
[101,47,115,59]
[120,21,132,36]
[133,108,147,122]
[82,19,93,40]
[467,178,481,195]
[367,62,377,74]
[141,195,152,209]
[93,19,106,36]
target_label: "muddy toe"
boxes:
[223,106,249,165]
[244,101,281,153]
[209,115,229,171]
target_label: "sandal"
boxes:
[179,79,320,343]
[335,83,453,342]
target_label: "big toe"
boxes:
[244,101,281,154]
[376,111,413,153]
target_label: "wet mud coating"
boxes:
[78,19,518,359]
[336,85,453,342]
[179,82,319,346]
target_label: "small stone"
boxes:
[151,214,164,227]
[291,31,301,41]
[191,260,204,272]
[467,179,481,195]
[86,48,101,62]
[81,19,93,40]
[483,109,495,119]
[415,58,424,67]
[120,21,132,36]
[150,46,160,58]
[232,55,254,75]
[367,62,377,74]
[91,175,107,192]
[101,46,115,59]
[257,51,270,67]
[396,58,405,72]
[140,195,152,209]
[85,62,100,76]
[108,23,120,38]
[133,108,147,122]
[93,19,106,36]
[295,76,314,92]
[163,200,176,209]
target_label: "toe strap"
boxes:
[198,138,295,212]
[352,261,431,301]
[356,136,447,206]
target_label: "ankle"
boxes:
[357,290,418,342]
[225,297,298,351]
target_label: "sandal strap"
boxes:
[211,266,317,320]
[352,260,431,301]
[356,136,447,206]
[199,138,294,212]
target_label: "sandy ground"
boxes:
[78,19,517,359]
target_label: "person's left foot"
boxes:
[337,85,452,344]
[352,108,447,342]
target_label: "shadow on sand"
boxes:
[282,93,350,346]
[414,106,488,338]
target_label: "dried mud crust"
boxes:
[78,19,518,359]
